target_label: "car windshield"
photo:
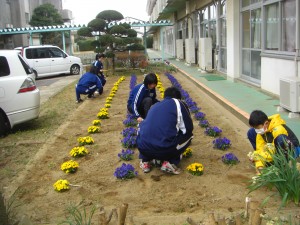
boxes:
[18,54,33,74]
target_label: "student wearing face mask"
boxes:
[247,110,300,173]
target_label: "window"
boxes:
[49,48,64,58]
[251,9,261,49]
[265,0,296,52]
[0,56,10,77]
[282,0,296,52]
[25,12,30,24]
[178,21,183,39]
[242,11,250,48]
[242,0,250,7]
[265,3,279,50]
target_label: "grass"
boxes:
[0,79,81,189]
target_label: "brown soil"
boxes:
[3,72,300,225]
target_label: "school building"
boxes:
[146,0,300,113]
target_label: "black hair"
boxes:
[95,53,105,60]
[249,110,268,127]
[143,73,158,86]
[90,66,98,74]
[164,86,182,99]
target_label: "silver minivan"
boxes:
[15,45,83,79]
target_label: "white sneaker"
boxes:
[139,161,151,173]
[160,161,181,175]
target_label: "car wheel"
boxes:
[0,108,11,137]
[70,65,80,75]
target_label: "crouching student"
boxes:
[127,73,159,123]
[247,110,300,174]
[136,86,194,174]
[75,66,103,103]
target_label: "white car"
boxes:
[0,50,40,136]
[15,45,83,79]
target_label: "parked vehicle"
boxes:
[0,50,40,136]
[15,45,83,79]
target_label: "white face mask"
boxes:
[255,127,265,135]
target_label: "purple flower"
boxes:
[194,112,206,121]
[121,127,137,137]
[189,105,200,113]
[130,75,137,90]
[185,98,197,108]
[118,149,134,161]
[222,153,239,165]
[199,119,209,128]
[123,117,138,127]
[213,137,231,150]
[205,126,222,137]
[114,163,138,179]
[121,135,137,148]
[180,90,190,100]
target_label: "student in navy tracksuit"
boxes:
[93,53,106,86]
[75,66,103,103]
[127,73,159,122]
[137,86,194,174]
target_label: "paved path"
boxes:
[37,74,80,104]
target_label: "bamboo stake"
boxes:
[235,214,242,225]
[245,197,251,218]
[207,212,216,225]
[249,201,260,225]
[217,217,226,225]
[252,208,264,225]
[118,203,128,225]
[186,217,198,225]
[99,207,107,225]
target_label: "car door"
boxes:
[26,48,51,77]
[49,47,70,74]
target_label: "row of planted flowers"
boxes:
[114,73,230,179]
[114,74,167,179]
[114,74,139,179]
[53,76,126,192]
[165,72,240,173]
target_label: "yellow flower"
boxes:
[183,147,193,158]
[186,163,204,176]
[70,146,89,157]
[53,179,70,192]
[88,125,100,133]
[105,104,111,108]
[99,108,108,112]
[92,120,101,126]
[97,111,109,119]
[61,160,79,173]
[77,136,94,146]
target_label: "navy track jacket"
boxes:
[127,84,157,117]
[77,72,102,90]
[137,97,194,152]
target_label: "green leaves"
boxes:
[248,142,300,207]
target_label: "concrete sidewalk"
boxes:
[37,74,80,104]
[147,49,300,139]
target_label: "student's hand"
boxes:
[137,117,144,123]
